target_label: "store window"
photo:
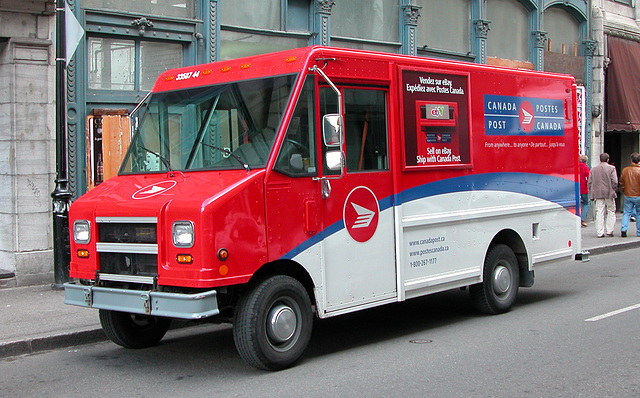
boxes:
[486,0,530,62]
[416,0,470,54]
[82,0,196,19]
[89,37,183,91]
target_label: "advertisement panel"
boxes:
[401,69,470,169]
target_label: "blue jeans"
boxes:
[621,196,640,235]
[580,193,590,222]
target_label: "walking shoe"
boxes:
[621,231,627,237]
[606,233,614,237]
[581,221,588,227]
[632,216,636,222]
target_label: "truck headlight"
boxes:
[73,220,91,244]
[172,221,194,248]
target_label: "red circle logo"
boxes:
[343,186,379,243]
[519,100,535,133]
[132,181,177,200]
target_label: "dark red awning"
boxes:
[607,36,640,132]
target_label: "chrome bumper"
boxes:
[64,282,220,320]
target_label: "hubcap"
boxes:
[493,265,511,296]
[267,304,297,343]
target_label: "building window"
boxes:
[416,0,470,54]
[544,6,580,55]
[331,0,399,43]
[486,0,530,62]
[88,38,135,90]
[219,0,311,59]
[89,37,183,91]
[221,0,281,30]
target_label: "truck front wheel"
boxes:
[470,244,520,314]
[99,309,171,349]
[233,275,313,370]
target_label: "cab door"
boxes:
[318,86,397,314]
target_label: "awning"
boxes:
[607,36,640,132]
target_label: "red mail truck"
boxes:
[65,46,582,370]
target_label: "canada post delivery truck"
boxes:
[65,46,582,370]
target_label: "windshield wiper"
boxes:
[139,145,172,171]
[201,142,250,172]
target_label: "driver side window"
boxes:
[275,77,317,176]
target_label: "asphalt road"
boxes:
[2,250,639,397]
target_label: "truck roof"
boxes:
[153,46,575,93]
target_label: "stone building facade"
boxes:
[0,1,56,287]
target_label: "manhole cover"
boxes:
[409,339,433,344]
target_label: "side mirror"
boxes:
[322,114,342,147]
[325,150,343,171]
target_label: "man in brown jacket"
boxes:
[588,153,618,238]
[619,152,640,237]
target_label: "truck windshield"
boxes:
[120,74,297,173]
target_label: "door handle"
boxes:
[321,178,331,199]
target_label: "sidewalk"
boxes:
[2,214,640,359]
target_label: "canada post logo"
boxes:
[484,95,565,136]
[132,181,177,200]
[344,186,379,243]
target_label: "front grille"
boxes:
[99,253,157,276]
[99,223,156,243]
[96,217,158,278]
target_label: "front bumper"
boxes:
[64,282,220,320]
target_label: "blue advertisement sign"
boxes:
[484,95,565,136]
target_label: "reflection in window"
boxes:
[89,38,135,90]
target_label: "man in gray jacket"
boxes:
[588,153,618,237]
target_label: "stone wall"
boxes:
[0,10,55,287]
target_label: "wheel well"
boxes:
[489,229,533,287]
[246,260,316,305]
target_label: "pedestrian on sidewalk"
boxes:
[579,155,590,227]
[619,152,640,237]
[588,152,618,238]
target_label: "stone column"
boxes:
[0,12,56,286]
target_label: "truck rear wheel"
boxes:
[233,275,313,370]
[470,244,519,314]
[99,309,171,349]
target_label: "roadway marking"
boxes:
[585,303,640,322]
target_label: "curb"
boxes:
[0,329,106,359]
[584,239,640,256]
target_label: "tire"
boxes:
[233,275,313,371]
[99,309,171,349]
[470,244,520,315]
